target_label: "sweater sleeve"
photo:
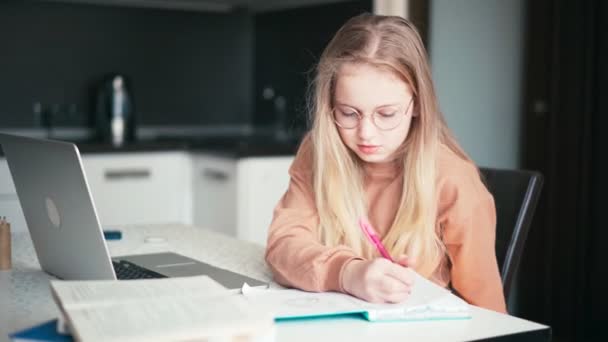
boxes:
[264,136,361,292]
[438,165,507,313]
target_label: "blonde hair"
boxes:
[308,13,470,277]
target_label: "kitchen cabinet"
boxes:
[81,152,192,227]
[0,158,28,232]
[2,149,293,242]
[193,154,293,245]
[192,155,238,237]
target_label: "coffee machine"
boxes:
[95,74,136,146]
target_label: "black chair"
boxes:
[478,167,544,306]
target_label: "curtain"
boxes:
[520,0,606,340]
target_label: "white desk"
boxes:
[0,224,550,341]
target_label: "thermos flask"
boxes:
[95,74,135,146]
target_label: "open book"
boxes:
[50,276,274,342]
[242,272,470,322]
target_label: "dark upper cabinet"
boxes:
[253,1,372,134]
[0,0,372,132]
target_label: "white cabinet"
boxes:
[0,158,28,232]
[193,154,293,245]
[3,149,292,241]
[236,157,293,245]
[81,152,192,227]
[192,155,238,237]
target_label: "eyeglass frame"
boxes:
[332,97,415,131]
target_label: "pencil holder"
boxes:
[0,216,11,270]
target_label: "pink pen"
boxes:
[358,217,394,262]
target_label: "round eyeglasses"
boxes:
[332,98,414,131]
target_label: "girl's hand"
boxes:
[342,257,415,303]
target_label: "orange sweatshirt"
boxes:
[265,136,507,313]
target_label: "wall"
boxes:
[0,2,253,129]
[428,0,525,168]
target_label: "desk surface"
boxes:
[0,224,550,342]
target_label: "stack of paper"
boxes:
[49,275,275,342]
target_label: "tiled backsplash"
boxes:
[0,1,253,128]
[0,1,371,136]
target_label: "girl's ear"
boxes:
[407,96,418,117]
[411,103,419,117]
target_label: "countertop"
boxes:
[0,134,303,158]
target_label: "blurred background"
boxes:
[0,1,605,341]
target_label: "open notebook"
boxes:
[49,276,275,341]
[242,272,470,322]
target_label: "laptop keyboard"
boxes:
[112,260,167,280]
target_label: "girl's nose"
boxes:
[357,114,376,139]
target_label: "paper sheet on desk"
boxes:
[50,275,275,341]
[241,272,471,322]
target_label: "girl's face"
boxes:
[333,62,414,164]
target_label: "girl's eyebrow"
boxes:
[333,101,403,111]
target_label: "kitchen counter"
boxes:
[0,134,303,158]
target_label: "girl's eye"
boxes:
[339,109,358,117]
[378,111,397,118]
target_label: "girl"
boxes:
[265,13,506,313]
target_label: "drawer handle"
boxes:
[202,169,229,181]
[104,169,151,180]
[0,193,19,201]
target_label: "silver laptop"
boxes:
[0,133,265,289]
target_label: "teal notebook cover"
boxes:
[9,320,73,342]
[244,273,472,322]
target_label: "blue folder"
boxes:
[9,319,73,342]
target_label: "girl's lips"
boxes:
[358,144,380,154]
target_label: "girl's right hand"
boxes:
[341,257,415,303]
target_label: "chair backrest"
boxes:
[478,167,544,303]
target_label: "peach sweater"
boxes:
[265,136,507,313]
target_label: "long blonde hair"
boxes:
[309,13,470,277]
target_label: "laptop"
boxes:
[0,133,265,289]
